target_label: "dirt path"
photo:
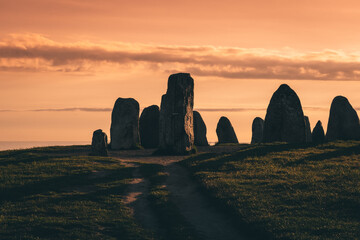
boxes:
[165,163,248,240]
[123,164,161,233]
[112,145,249,239]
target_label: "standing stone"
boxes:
[326,96,360,141]
[139,105,160,148]
[158,73,195,154]
[91,129,108,156]
[216,116,239,144]
[251,117,264,144]
[304,116,312,143]
[312,120,325,143]
[110,98,140,150]
[193,111,209,146]
[263,84,306,143]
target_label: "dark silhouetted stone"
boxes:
[139,105,160,148]
[216,116,238,144]
[110,98,140,150]
[304,116,312,143]
[263,84,306,143]
[91,129,108,156]
[326,96,360,141]
[251,117,264,144]
[193,111,209,146]
[312,120,325,143]
[158,73,195,154]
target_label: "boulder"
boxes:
[158,73,195,154]
[263,84,306,143]
[110,98,140,150]
[312,120,325,143]
[251,117,264,144]
[304,116,312,143]
[326,96,360,141]
[193,111,209,146]
[216,116,238,144]
[139,105,160,148]
[91,129,108,156]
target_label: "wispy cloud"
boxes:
[2,34,360,80]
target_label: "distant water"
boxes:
[0,141,89,151]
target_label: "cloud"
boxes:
[2,33,360,80]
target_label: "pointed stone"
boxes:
[312,120,325,143]
[326,96,360,141]
[263,84,306,143]
[91,129,108,156]
[158,73,195,154]
[110,98,140,150]
[251,117,264,144]
[193,111,209,146]
[139,105,160,148]
[304,116,312,143]
[216,116,238,144]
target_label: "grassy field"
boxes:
[0,145,157,239]
[182,141,360,240]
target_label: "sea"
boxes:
[0,141,90,151]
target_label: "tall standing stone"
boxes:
[139,105,160,148]
[91,129,108,156]
[110,98,140,150]
[251,117,264,144]
[304,116,312,143]
[326,96,360,141]
[263,84,306,143]
[216,116,239,144]
[193,111,209,146]
[158,73,195,154]
[312,120,325,143]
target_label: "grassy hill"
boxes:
[0,141,359,239]
[182,141,360,240]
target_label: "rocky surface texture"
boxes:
[90,129,108,156]
[263,84,306,143]
[326,96,360,141]
[251,117,264,144]
[304,116,312,143]
[110,98,140,150]
[216,116,238,144]
[193,111,209,146]
[158,73,195,155]
[312,120,325,143]
[139,105,160,148]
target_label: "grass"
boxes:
[0,145,156,240]
[181,141,360,240]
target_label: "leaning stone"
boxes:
[110,98,140,150]
[263,84,306,143]
[158,73,195,155]
[304,116,312,143]
[216,116,239,144]
[139,105,160,148]
[326,96,360,141]
[251,117,264,144]
[91,129,108,156]
[193,111,209,146]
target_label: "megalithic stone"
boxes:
[216,116,238,144]
[263,84,306,143]
[193,111,209,146]
[110,98,140,150]
[326,96,360,141]
[251,117,264,144]
[158,73,195,154]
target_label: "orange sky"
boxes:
[0,0,359,143]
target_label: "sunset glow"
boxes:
[1,0,360,143]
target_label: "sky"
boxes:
[0,0,360,143]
